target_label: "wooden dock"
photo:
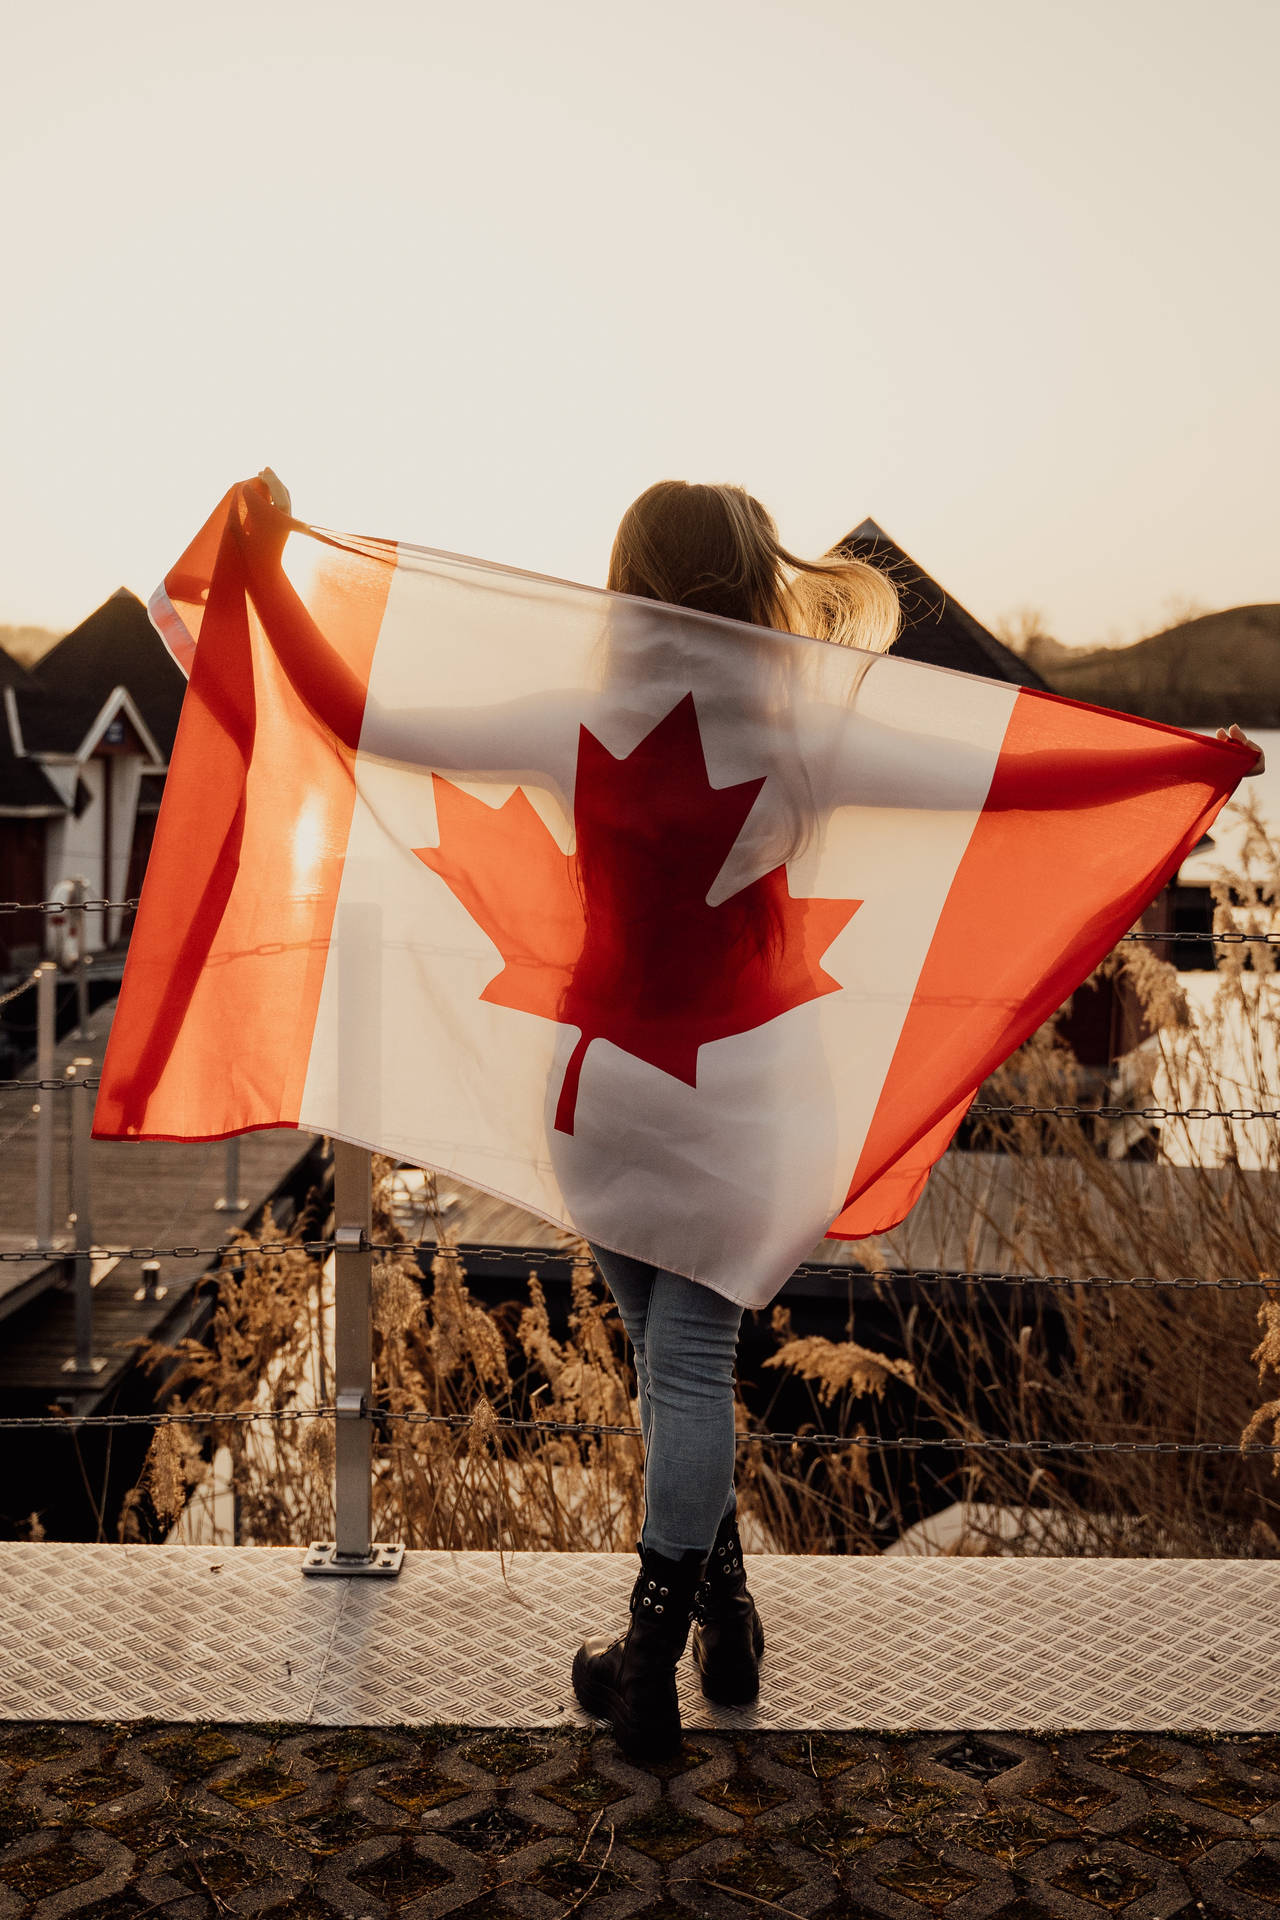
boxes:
[0,993,320,1411]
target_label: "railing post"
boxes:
[73,903,88,1039]
[302,1140,404,1577]
[61,1058,104,1376]
[34,966,55,1250]
[212,1138,248,1212]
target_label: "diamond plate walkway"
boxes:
[5,1545,1280,1918]
[3,1543,1280,1732]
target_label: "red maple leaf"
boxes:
[414,693,860,1133]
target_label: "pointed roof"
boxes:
[32,588,185,758]
[838,519,1050,690]
[0,645,36,694]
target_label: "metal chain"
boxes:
[0,897,1277,944]
[1,1237,1277,1292]
[6,1073,1277,1124]
[969,1102,1280,1121]
[0,968,43,1012]
[0,898,139,915]
[0,1401,1275,1453]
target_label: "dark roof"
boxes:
[838,519,1050,690]
[33,588,185,757]
[8,685,108,756]
[0,752,64,813]
[0,646,36,694]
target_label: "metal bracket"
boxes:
[302,1540,405,1577]
[305,1378,404,1576]
[335,1225,368,1251]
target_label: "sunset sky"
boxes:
[1,0,1274,646]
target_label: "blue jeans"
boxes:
[589,1243,745,1561]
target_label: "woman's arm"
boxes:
[237,477,583,790]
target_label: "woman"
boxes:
[251,469,1261,1762]
[567,478,1265,1766]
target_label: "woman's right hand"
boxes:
[1216,724,1265,774]
[257,468,292,515]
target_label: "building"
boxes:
[0,590,184,969]
[838,517,1051,690]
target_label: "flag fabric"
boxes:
[98,479,1251,1308]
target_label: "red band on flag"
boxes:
[828,689,1248,1238]
[94,483,394,1140]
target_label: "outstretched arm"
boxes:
[236,477,584,790]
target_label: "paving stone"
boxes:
[6,1721,1280,1916]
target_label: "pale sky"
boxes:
[1,0,1274,646]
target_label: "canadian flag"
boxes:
[96,480,1249,1307]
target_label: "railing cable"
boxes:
[0,1402,1273,1455]
[0,1237,1277,1291]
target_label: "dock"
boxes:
[0,992,320,1412]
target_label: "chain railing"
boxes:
[5,896,1280,1571]
[0,1402,1272,1457]
[7,895,1278,940]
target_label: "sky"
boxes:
[0,0,1275,646]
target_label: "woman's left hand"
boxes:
[1216,724,1265,774]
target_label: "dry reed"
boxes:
[123,806,1280,1560]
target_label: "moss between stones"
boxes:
[529,1846,631,1900]
[1025,1768,1119,1822]
[1088,1735,1178,1777]
[375,1763,469,1815]
[213,1760,307,1810]
[49,1768,130,1814]
[787,1807,877,1858]
[0,1726,79,1769]
[1229,1851,1280,1903]
[620,1799,714,1861]
[875,1846,982,1911]
[697,1769,789,1817]
[143,1727,240,1780]
[460,1731,551,1778]
[301,1729,402,1774]
[1116,1808,1221,1864]
[776,1731,866,1778]
[705,1842,804,1900]
[936,1806,1058,1862]
[1049,1854,1156,1912]
[0,1837,100,1900]
[172,1842,264,1896]
[539,1766,627,1813]
[350,1838,450,1902]
[292,1806,368,1856]
[1182,1771,1277,1820]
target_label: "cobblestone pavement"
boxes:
[2,1720,1280,1919]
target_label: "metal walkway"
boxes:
[3,1544,1277,1732]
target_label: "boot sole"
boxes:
[571,1647,683,1764]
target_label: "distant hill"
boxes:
[1016,605,1280,727]
[0,623,61,668]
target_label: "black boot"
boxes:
[572,1541,706,1764]
[690,1510,765,1705]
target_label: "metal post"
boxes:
[302,1141,403,1576]
[73,894,88,1038]
[213,1136,249,1212]
[61,1058,104,1376]
[34,967,55,1250]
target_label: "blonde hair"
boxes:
[607,479,899,654]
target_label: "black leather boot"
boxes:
[690,1510,765,1705]
[571,1541,707,1764]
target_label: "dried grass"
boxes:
[123,810,1280,1560]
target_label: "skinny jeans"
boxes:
[589,1242,744,1561]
